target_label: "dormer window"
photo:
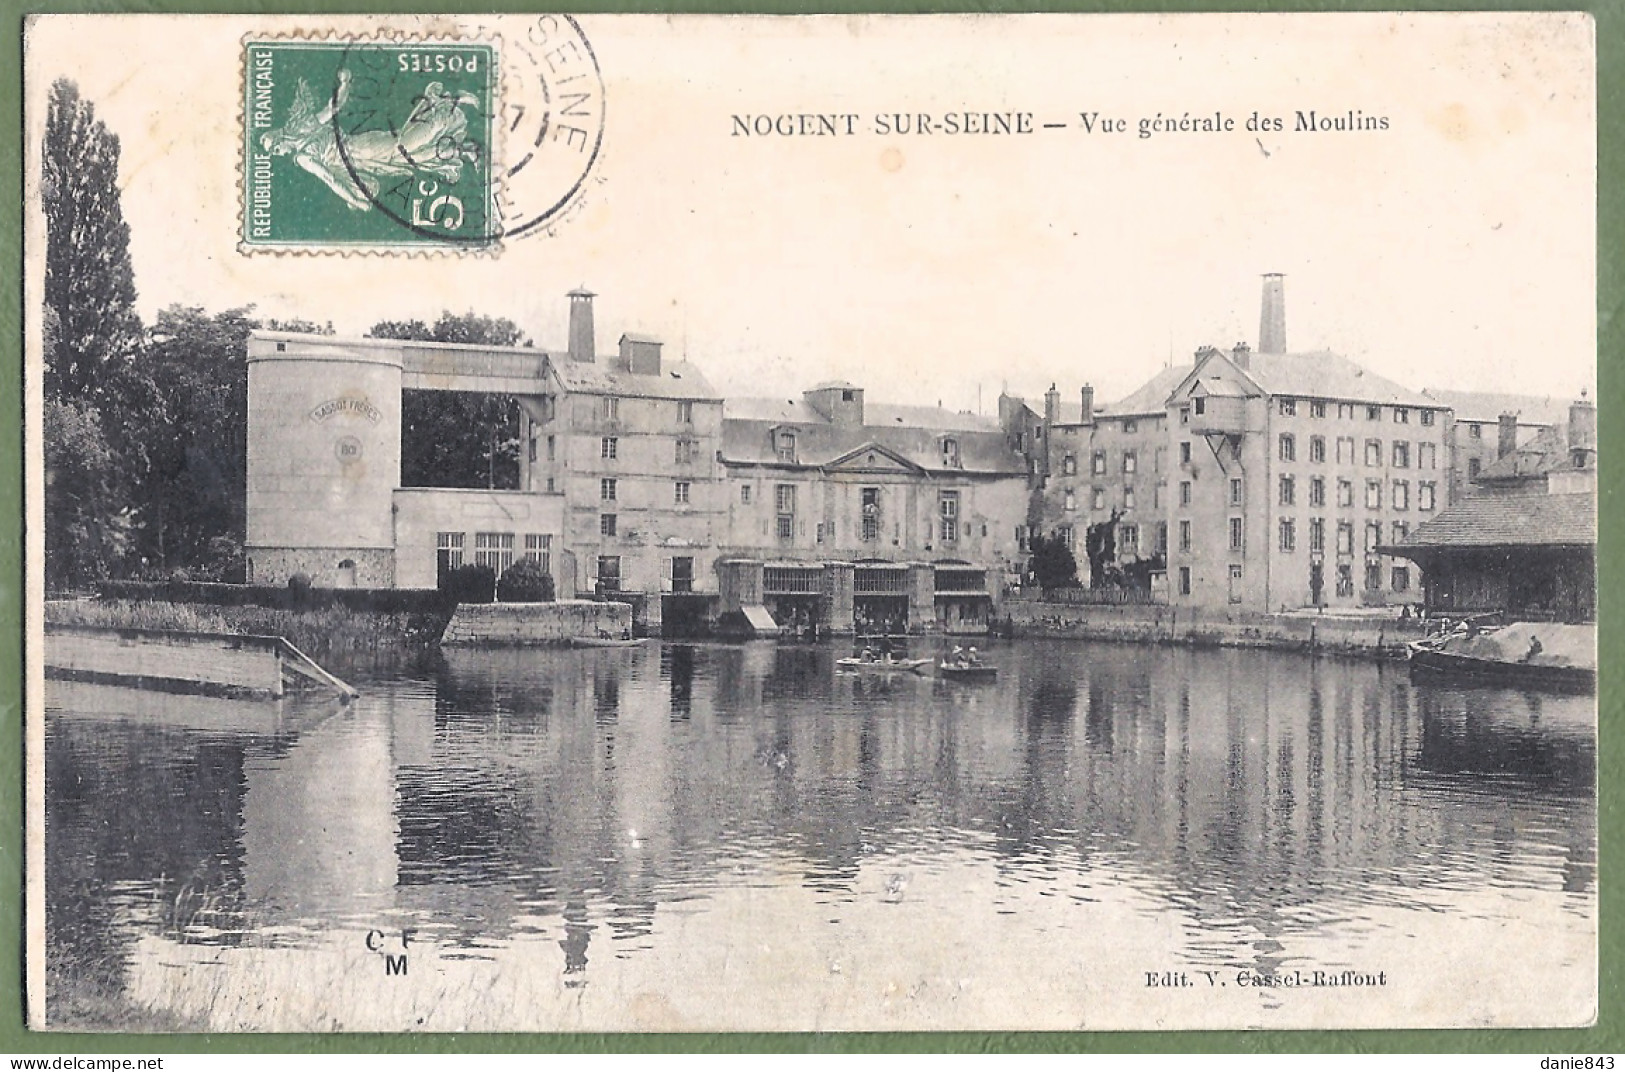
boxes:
[775,430,797,463]
[941,437,960,467]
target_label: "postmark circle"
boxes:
[328,18,605,246]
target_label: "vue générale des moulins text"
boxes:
[730,109,1391,138]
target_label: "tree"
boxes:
[1028,533,1079,591]
[43,398,129,590]
[128,306,256,578]
[1085,510,1122,589]
[368,312,527,489]
[42,79,143,406]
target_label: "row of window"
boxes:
[599,478,694,504]
[1272,398,1437,425]
[1177,561,1411,599]
[1276,476,1437,512]
[1065,449,1147,477]
[538,395,698,426]
[1192,516,1413,554]
[437,531,551,576]
[1276,434,1438,469]
[587,436,703,464]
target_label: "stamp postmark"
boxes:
[243,38,500,251]
[242,18,606,253]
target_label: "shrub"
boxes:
[441,563,496,604]
[287,571,312,592]
[497,558,555,603]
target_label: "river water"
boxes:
[44,639,1596,1032]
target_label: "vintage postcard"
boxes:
[23,12,1597,1033]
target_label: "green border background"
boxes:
[0,0,1616,1056]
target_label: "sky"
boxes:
[24,12,1597,414]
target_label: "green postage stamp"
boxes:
[242,39,499,251]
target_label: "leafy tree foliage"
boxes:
[1085,511,1121,589]
[42,79,143,405]
[43,398,129,589]
[497,557,555,602]
[369,312,527,489]
[1027,533,1079,590]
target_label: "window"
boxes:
[1279,519,1296,552]
[600,513,617,537]
[1124,419,1138,434]
[1016,525,1029,552]
[1310,435,1326,463]
[674,481,691,504]
[1123,450,1137,474]
[1179,567,1192,595]
[1311,400,1327,418]
[1120,524,1139,553]
[1393,407,1410,424]
[436,531,465,581]
[1337,479,1354,507]
[941,437,961,467]
[1365,479,1382,510]
[1392,566,1411,593]
[670,556,694,593]
[1364,439,1382,466]
[1063,454,1077,475]
[1279,398,1297,416]
[1059,525,1075,550]
[601,436,618,460]
[1392,441,1410,468]
[545,476,556,494]
[1418,443,1436,469]
[1309,476,1325,507]
[1468,457,1481,480]
[776,430,796,462]
[1337,521,1354,555]
[1123,485,1135,510]
[546,435,556,461]
[1367,405,1381,421]
[1229,564,1243,603]
[776,484,796,540]
[1392,480,1409,510]
[1279,474,1295,506]
[1337,562,1355,597]
[1279,434,1296,462]
[1420,410,1435,426]
[1468,423,1482,439]
[1092,450,1108,475]
[1419,481,1436,511]
[1156,522,1169,555]
[600,477,617,501]
[597,555,621,592]
[1365,522,1382,553]
[1091,487,1106,510]
[1179,520,1192,552]
[861,487,881,540]
[528,433,537,463]
[1179,441,1191,465]
[677,400,694,424]
[1337,436,1355,464]
[675,438,696,464]
[1180,407,1190,426]
[1338,403,1355,420]
[1392,520,1409,545]
[1365,562,1382,591]
[1310,517,1325,553]
[523,534,552,574]
[1153,484,1162,509]
[602,396,620,421]
[842,389,855,402]
[1230,478,1243,506]
[939,491,960,543]
[1229,517,1244,550]
[1194,397,1207,415]
[475,532,515,576]
[1179,480,1192,507]
[1064,488,1077,512]
[741,484,752,504]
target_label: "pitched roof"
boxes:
[551,358,719,401]
[1395,492,1595,550]
[1476,423,1595,483]
[722,407,1025,474]
[1418,388,1571,427]
[1240,350,1439,408]
[1100,365,1194,417]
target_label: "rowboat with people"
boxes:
[938,644,997,681]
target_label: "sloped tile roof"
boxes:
[722,411,1026,475]
[1397,492,1595,550]
[1100,365,1195,417]
[1418,388,1572,427]
[1242,351,1439,408]
[552,358,720,401]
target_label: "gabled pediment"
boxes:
[826,442,926,474]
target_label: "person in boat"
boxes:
[861,646,877,663]
[1523,635,1544,663]
[950,645,965,667]
[967,647,981,666]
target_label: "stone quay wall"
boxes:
[441,600,634,646]
[1004,598,1428,659]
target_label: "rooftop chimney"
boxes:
[1080,384,1095,425]
[1044,384,1060,427]
[1231,341,1251,371]
[567,288,596,363]
[1569,391,1597,454]
[1259,273,1286,354]
[1497,412,1518,459]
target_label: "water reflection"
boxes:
[44,640,1596,1030]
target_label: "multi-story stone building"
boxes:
[1417,388,1569,503]
[715,386,1029,634]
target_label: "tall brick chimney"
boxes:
[1080,384,1095,425]
[1259,273,1286,354]
[567,287,596,362]
[1497,412,1518,459]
